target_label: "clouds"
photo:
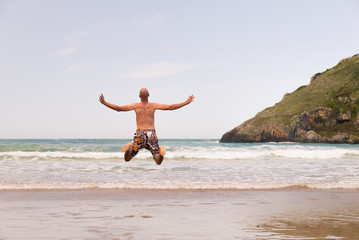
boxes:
[64,30,96,45]
[56,30,96,56]
[132,14,164,24]
[66,61,218,77]
[56,13,163,57]
[67,62,99,71]
[117,62,217,79]
[67,64,85,71]
[57,47,76,56]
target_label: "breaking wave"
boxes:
[1,143,359,160]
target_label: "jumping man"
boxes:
[99,88,194,165]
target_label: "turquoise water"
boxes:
[0,139,359,190]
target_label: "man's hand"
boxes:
[187,95,195,104]
[99,94,105,104]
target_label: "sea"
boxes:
[0,139,359,190]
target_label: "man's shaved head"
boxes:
[139,88,149,99]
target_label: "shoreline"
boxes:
[1,185,359,192]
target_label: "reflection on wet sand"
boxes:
[260,192,359,239]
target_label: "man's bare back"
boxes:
[99,88,194,165]
[133,101,157,130]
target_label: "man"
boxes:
[99,88,194,165]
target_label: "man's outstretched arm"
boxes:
[155,95,194,111]
[98,94,134,112]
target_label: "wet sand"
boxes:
[1,189,359,239]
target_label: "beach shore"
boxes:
[1,189,358,239]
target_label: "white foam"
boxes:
[163,145,359,160]
[2,142,359,191]
[2,145,359,161]
[2,141,359,161]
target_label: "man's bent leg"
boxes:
[121,142,133,161]
[124,146,133,162]
[154,146,166,165]
[144,130,164,165]
[124,130,145,162]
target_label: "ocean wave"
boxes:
[2,140,359,161]
[2,146,359,161]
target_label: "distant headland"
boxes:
[220,54,359,144]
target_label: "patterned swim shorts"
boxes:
[130,129,160,159]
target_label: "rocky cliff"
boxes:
[220,54,359,144]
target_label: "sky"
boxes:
[1,0,359,139]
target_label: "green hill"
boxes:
[220,54,359,144]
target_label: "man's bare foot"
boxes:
[121,142,131,152]
[154,145,166,165]
[159,145,166,156]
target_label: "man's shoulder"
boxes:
[148,102,161,108]
[125,102,139,110]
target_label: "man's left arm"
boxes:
[155,95,194,111]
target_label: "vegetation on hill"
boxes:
[220,54,359,143]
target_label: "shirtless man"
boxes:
[98,88,194,165]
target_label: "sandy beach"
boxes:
[1,189,358,240]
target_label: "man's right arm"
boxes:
[99,94,135,112]
[155,95,194,111]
